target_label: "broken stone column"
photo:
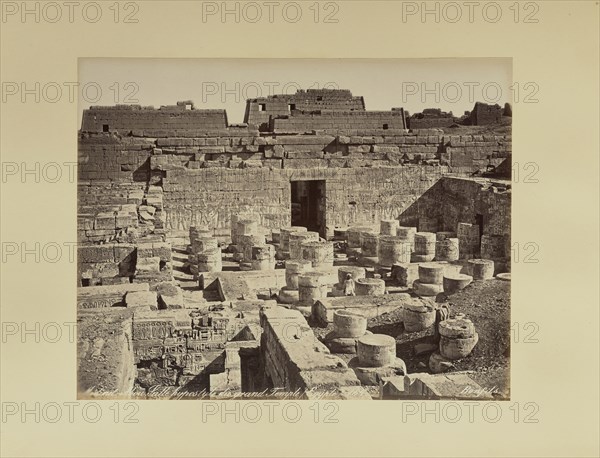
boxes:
[347,225,376,250]
[412,232,436,262]
[188,226,212,253]
[280,226,307,253]
[285,260,313,289]
[434,238,459,261]
[337,266,366,285]
[333,265,366,296]
[250,244,276,271]
[418,263,444,284]
[297,271,329,306]
[301,241,334,268]
[391,262,418,287]
[467,259,495,280]
[396,226,417,251]
[289,231,319,260]
[413,262,444,297]
[443,273,473,295]
[358,334,396,367]
[378,236,412,266]
[235,219,258,243]
[324,310,369,354]
[439,318,479,360]
[457,223,481,259]
[188,231,221,277]
[403,301,436,332]
[360,232,380,259]
[191,236,218,254]
[350,334,407,385]
[380,219,399,236]
[196,248,222,273]
[355,278,386,296]
[279,259,312,304]
[238,234,266,263]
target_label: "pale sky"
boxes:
[79,58,512,124]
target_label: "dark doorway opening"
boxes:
[102,124,109,132]
[291,180,326,238]
[475,214,484,237]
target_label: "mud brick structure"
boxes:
[467,102,505,125]
[77,88,511,400]
[245,89,366,131]
[407,108,460,129]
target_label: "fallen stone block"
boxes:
[125,291,158,309]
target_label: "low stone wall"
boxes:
[260,306,362,394]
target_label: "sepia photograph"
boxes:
[77,58,513,401]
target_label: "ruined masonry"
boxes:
[77,89,511,400]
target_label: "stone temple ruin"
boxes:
[77,88,511,400]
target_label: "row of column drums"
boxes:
[342,219,507,265]
[280,263,387,307]
[344,221,458,265]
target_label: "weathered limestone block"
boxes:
[191,236,218,254]
[391,262,419,287]
[125,291,158,309]
[79,245,116,263]
[135,256,161,275]
[156,282,184,309]
[77,282,149,309]
[95,212,116,230]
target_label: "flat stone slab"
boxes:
[78,283,150,309]
[312,293,413,325]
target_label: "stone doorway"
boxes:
[291,180,326,238]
